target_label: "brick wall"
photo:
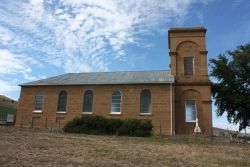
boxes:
[15,84,173,135]
[168,28,213,136]
[174,85,212,136]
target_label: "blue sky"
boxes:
[0,0,249,132]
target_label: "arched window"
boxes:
[57,91,67,112]
[83,90,93,113]
[111,90,122,114]
[140,89,151,114]
[34,91,43,111]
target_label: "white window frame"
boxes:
[185,100,197,123]
[110,90,122,115]
[140,89,152,115]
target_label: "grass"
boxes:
[0,106,17,120]
[0,126,249,167]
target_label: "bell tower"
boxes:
[168,27,210,83]
[168,27,212,135]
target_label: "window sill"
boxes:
[185,121,196,123]
[139,113,152,116]
[110,112,122,115]
[32,110,42,114]
[81,112,93,115]
[56,112,67,114]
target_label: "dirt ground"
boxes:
[0,126,249,167]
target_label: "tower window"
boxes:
[184,57,194,75]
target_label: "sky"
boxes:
[0,0,249,132]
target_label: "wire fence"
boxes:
[0,111,16,125]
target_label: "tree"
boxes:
[210,43,250,131]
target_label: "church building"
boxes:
[15,27,212,135]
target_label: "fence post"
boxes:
[31,117,34,128]
[5,111,7,126]
[211,127,214,142]
[160,124,162,136]
[45,117,47,129]
[20,117,22,128]
[59,119,61,129]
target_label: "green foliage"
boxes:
[209,43,250,131]
[0,105,17,120]
[106,118,123,135]
[117,119,152,137]
[63,115,109,134]
[63,115,153,137]
[117,119,141,136]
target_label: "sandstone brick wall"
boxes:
[174,85,212,136]
[15,84,173,135]
[168,28,209,83]
[168,28,212,136]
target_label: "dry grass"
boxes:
[0,126,249,167]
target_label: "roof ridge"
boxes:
[70,69,170,74]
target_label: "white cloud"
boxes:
[0,49,32,74]
[0,49,46,98]
[0,27,14,45]
[0,0,210,73]
[0,49,44,81]
[0,80,18,95]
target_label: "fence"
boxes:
[0,111,16,125]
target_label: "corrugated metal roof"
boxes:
[20,70,174,86]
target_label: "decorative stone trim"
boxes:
[139,113,153,116]
[200,50,208,54]
[81,112,93,115]
[56,112,67,114]
[32,110,42,114]
[169,51,177,56]
[109,113,122,116]
[202,100,213,104]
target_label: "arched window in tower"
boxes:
[140,89,151,114]
[57,91,67,112]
